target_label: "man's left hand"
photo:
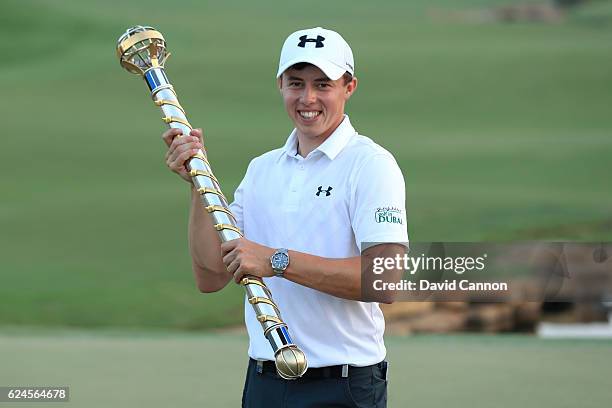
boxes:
[221,238,276,283]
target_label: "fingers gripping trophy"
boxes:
[116,26,307,379]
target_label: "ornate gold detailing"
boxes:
[214,223,242,235]
[154,99,185,114]
[189,168,214,177]
[118,59,142,74]
[257,315,282,324]
[162,116,192,128]
[241,277,273,298]
[205,205,236,220]
[197,187,227,202]
[249,296,275,306]
[116,27,170,74]
[190,169,218,184]
[275,345,308,380]
[249,297,281,315]
[116,29,165,58]
[240,277,265,287]
[241,278,272,297]
[148,42,158,67]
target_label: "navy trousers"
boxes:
[242,359,388,408]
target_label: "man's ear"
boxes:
[277,77,283,92]
[345,77,358,100]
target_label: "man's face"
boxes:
[278,64,357,143]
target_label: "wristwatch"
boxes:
[270,248,290,277]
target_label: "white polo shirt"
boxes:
[229,115,408,367]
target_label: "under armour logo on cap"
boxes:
[316,186,333,197]
[277,27,355,81]
[297,35,325,48]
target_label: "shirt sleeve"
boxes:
[349,153,409,251]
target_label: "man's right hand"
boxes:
[162,128,204,183]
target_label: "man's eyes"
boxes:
[286,82,331,89]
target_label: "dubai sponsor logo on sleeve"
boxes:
[375,207,404,225]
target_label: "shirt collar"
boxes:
[280,115,356,161]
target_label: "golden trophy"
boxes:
[116,26,307,379]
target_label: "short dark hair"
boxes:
[287,62,353,86]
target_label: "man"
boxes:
[163,27,408,408]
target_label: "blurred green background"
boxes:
[1,0,611,406]
[1,0,611,330]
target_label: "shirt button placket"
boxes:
[286,159,304,209]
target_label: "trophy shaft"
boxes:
[145,67,242,242]
[117,26,307,379]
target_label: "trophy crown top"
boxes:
[116,25,170,76]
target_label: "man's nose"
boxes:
[300,86,317,104]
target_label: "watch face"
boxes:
[272,252,289,270]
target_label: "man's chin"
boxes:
[297,126,324,138]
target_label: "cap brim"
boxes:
[276,57,346,81]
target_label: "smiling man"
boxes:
[163,27,408,408]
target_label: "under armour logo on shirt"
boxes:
[316,186,333,197]
[297,35,325,48]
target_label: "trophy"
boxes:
[116,26,307,379]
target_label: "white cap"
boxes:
[276,27,354,81]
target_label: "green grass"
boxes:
[0,0,611,329]
[1,328,611,407]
